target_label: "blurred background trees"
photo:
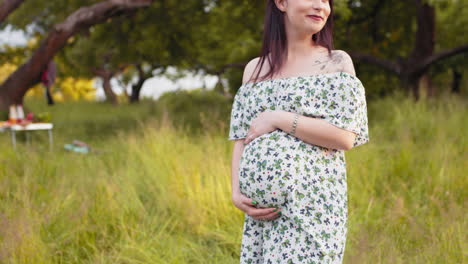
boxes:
[0,0,467,111]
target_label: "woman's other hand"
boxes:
[244,110,279,145]
[232,192,281,221]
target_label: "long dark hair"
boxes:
[249,0,335,83]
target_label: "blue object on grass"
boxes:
[64,143,89,153]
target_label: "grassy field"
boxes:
[0,91,466,263]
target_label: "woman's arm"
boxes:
[231,139,245,197]
[274,110,357,150]
[273,51,359,150]
[231,57,257,196]
[230,139,281,220]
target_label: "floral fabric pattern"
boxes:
[228,72,370,264]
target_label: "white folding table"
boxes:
[1,123,54,151]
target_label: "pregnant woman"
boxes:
[228,1,370,263]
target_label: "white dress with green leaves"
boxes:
[228,72,370,264]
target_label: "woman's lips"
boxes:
[308,15,322,21]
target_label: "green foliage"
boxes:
[334,0,416,59]
[192,0,265,69]
[224,67,244,95]
[155,88,232,134]
[20,98,160,141]
[5,0,99,31]
[0,109,7,120]
[54,0,209,93]
[432,0,468,71]
[1,0,467,105]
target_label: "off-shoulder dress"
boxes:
[228,71,370,264]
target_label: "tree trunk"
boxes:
[408,0,435,100]
[130,64,151,103]
[94,68,118,105]
[130,63,154,103]
[130,80,145,103]
[399,74,419,101]
[0,0,153,111]
[102,76,117,105]
[0,0,25,24]
[427,77,434,98]
[45,85,55,105]
[419,74,434,98]
[451,69,461,94]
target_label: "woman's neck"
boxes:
[285,30,324,61]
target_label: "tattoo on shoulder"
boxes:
[310,50,348,73]
[331,51,344,65]
[330,51,350,73]
[306,50,352,73]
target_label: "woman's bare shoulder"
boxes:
[330,50,356,76]
[242,56,271,84]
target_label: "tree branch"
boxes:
[348,51,401,74]
[414,44,468,75]
[0,0,153,107]
[0,0,25,24]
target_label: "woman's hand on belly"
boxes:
[244,110,278,145]
[232,192,281,221]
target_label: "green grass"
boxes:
[0,91,466,263]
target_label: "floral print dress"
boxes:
[228,72,370,264]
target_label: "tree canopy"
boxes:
[0,0,466,109]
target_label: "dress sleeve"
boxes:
[321,78,370,148]
[228,85,248,140]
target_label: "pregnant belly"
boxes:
[238,130,299,208]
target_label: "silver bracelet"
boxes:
[289,113,299,135]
